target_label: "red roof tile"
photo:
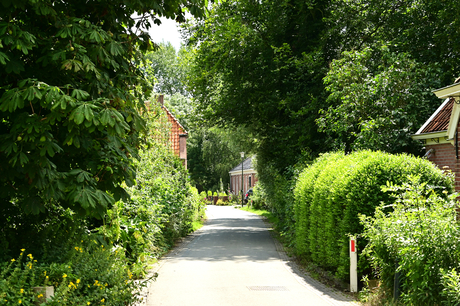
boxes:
[420,98,454,133]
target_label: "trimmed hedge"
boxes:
[293,150,453,280]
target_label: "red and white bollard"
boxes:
[350,237,358,292]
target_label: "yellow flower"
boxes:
[87,302,90,305]
[101,298,105,303]
[21,249,25,252]
[68,282,77,289]
[76,279,81,284]
[37,294,43,298]
[18,300,22,304]
[20,289,24,294]
[62,273,67,278]
[27,254,33,260]
[11,259,15,262]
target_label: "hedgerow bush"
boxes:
[361,177,460,305]
[293,150,453,280]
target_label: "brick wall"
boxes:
[425,127,460,192]
[230,173,258,195]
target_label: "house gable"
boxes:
[412,82,460,192]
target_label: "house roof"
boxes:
[416,98,454,134]
[229,157,254,173]
[161,105,188,136]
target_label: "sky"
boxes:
[147,17,184,51]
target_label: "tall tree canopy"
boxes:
[0,0,208,216]
[187,0,460,174]
[319,0,460,152]
[186,0,330,174]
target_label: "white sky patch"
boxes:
[131,14,184,51]
[148,17,183,51]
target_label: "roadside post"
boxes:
[350,236,358,292]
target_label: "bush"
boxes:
[0,242,144,306]
[293,150,453,280]
[215,199,227,206]
[361,177,459,305]
[250,183,267,210]
[97,141,206,277]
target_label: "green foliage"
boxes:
[1,243,144,306]
[440,268,460,305]
[249,183,267,210]
[0,0,209,217]
[186,0,329,175]
[143,42,191,97]
[215,199,226,206]
[293,151,453,281]
[96,109,206,277]
[187,126,255,192]
[319,44,441,153]
[361,177,460,305]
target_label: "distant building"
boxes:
[146,95,188,168]
[229,156,257,195]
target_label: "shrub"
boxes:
[97,142,206,277]
[294,150,453,280]
[199,191,207,203]
[250,183,268,210]
[215,199,226,206]
[361,177,460,305]
[0,243,144,306]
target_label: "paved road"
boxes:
[146,206,359,306]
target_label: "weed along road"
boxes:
[146,206,358,306]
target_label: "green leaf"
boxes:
[71,89,90,100]
[82,104,94,121]
[0,51,9,65]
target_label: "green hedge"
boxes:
[293,150,453,280]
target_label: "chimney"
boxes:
[158,94,164,106]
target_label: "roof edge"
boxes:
[414,98,450,135]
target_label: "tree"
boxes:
[144,42,192,97]
[187,126,255,192]
[186,0,331,175]
[0,0,208,216]
[318,0,460,153]
[318,45,442,153]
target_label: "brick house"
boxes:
[229,156,258,196]
[412,82,460,191]
[146,95,188,168]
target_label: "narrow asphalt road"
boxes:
[146,205,359,306]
